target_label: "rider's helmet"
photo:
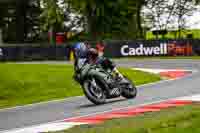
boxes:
[73,42,88,58]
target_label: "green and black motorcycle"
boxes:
[73,57,137,105]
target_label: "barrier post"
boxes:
[69,50,74,61]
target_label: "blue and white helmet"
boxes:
[73,42,88,58]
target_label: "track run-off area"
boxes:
[1,59,200,133]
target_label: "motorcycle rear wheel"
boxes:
[121,77,137,99]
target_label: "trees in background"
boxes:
[40,0,197,41]
[142,0,169,31]
[66,0,197,40]
[135,0,147,38]
[142,0,197,39]
[68,0,141,40]
[174,0,196,38]
[0,0,199,43]
[0,0,41,43]
[40,0,64,44]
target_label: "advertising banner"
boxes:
[0,46,70,61]
[0,40,200,61]
[104,40,197,58]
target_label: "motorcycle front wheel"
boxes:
[82,78,107,105]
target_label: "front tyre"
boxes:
[82,78,106,105]
[121,78,137,99]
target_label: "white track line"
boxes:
[2,122,85,133]
[132,68,194,74]
[176,94,200,101]
[0,96,83,112]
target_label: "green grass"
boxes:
[146,29,200,39]
[0,63,161,109]
[50,104,200,133]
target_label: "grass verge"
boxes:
[0,63,161,109]
[50,103,200,133]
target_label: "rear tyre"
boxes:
[121,78,137,99]
[82,78,107,105]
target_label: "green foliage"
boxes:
[68,0,141,40]
[40,0,64,31]
[40,0,65,44]
[195,0,200,4]
[146,29,200,40]
[30,0,167,41]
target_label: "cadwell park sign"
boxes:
[120,43,168,56]
[104,40,197,57]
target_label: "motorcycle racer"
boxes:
[72,42,137,104]
[73,42,123,82]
